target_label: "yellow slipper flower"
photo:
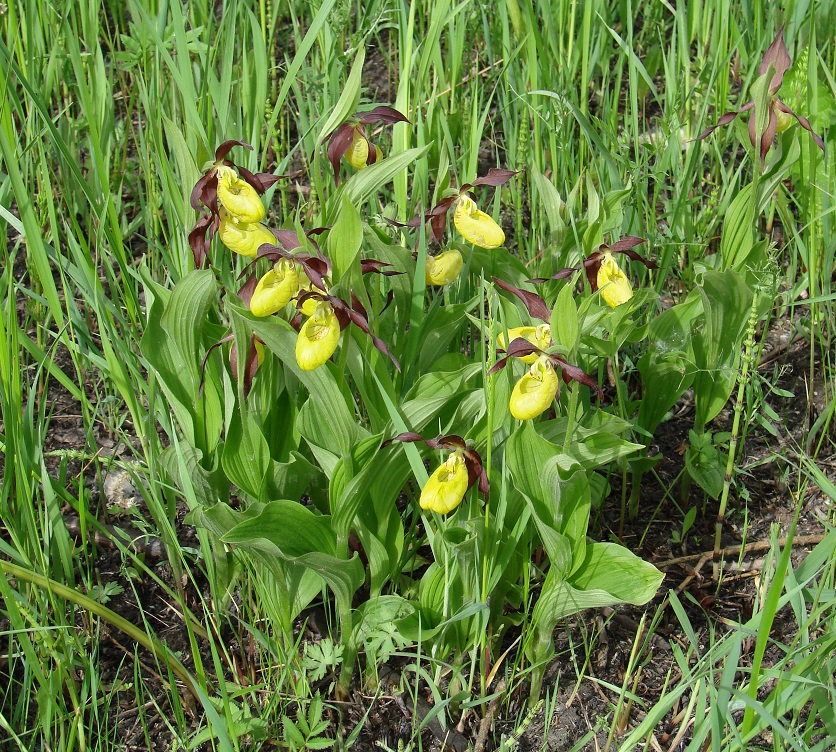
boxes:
[775,108,794,133]
[420,452,469,514]
[453,194,505,249]
[596,253,633,308]
[425,249,463,286]
[250,260,299,317]
[216,166,265,224]
[295,302,341,371]
[509,356,559,421]
[218,210,276,257]
[345,128,371,170]
[497,324,552,364]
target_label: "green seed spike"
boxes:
[714,289,761,578]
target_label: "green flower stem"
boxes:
[562,376,581,455]
[335,593,356,698]
[714,294,759,569]
[481,280,494,606]
[611,349,630,539]
[0,560,200,699]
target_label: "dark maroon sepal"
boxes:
[214,140,253,162]
[759,28,791,94]
[326,123,356,183]
[467,168,518,189]
[356,106,410,125]
[550,355,604,399]
[492,277,551,322]
[238,274,257,307]
[237,165,292,194]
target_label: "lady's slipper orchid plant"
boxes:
[245,225,330,284]
[491,337,603,420]
[392,168,516,249]
[189,140,288,268]
[326,106,410,183]
[695,28,825,165]
[583,237,655,309]
[293,288,400,372]
[291,260,400,326]
[429,168,515,248]
[527,236,656,309]
[385,433,489,514]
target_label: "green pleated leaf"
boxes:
[506,422,585,571]
[470,245,532,288]
[528,541,663,664]
[692,269,753,427]
[267,452,320,502]
[328,193,363,284]
[531,164,565,235]
[222,410,270,501]
[140,269,223,452]
[416,298,478,374]
[551,283,579,353]
[158,444,229,509]
[160,269,218,376]
[637,346,695,435]
[219,501,365,611]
